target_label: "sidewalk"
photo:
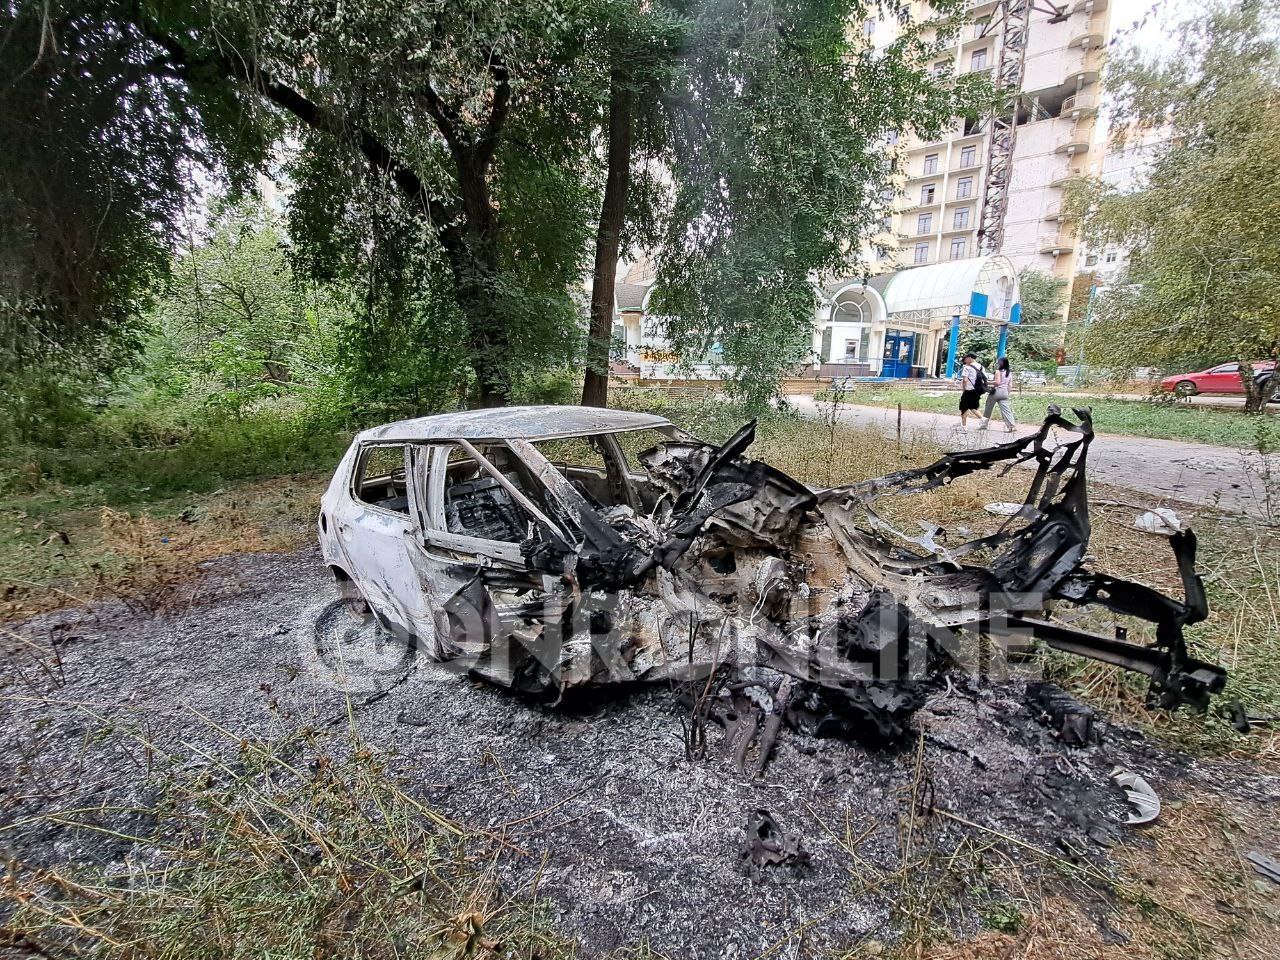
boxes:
[790,396,1277,517]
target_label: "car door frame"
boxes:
[339,441,435,639]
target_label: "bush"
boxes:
[508,364,583,405]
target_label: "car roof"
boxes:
[357,405,675,444]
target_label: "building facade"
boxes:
[885,1,1110,281]
[614,255,1021,380]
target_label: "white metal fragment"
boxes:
[1134,508,1185,536]
[1111,766,1161,825]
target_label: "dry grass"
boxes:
[0,473,323,622]
[882,787,1280,960]
[0,717,580,960]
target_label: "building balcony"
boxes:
[1072,0,1108,13]
[1064,64,1105,87]
[1050,165,1087,188]
[1061,92,1099,118]
[1069,19,1106,50]
[906,167,944,181]
[942,221,975,235]
[961,25,995,49]
[1043,201,1074,223]
[969,0,1000,13]
[1055,123,1091,156]
[1039,231,1077,255]
[903,196,943,213]
[908,128,984,152]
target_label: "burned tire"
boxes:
[308,598,414,695]
[331,568,372,623]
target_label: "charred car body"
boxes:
[318,405,1225,742]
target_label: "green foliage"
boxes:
[1075,0,1280,403]
[0,1,274,375]
[1006,268,1067,370]
[144,200,306,415]
[649,0,988,408]
[508,365,584,405]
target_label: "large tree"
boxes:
[581,0,985,408]
[4,0,603,406]
[0,2,272,376]
[1075,0,1280,412]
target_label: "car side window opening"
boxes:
[532,435,633,509]
[435,443,544,544]
[355,444,410,514]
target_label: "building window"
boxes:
[956,176,973,199]
[923,154,939,174]
[1105,251,1118,264]
[886,130,900,146]
[933,61,950,76]
[914,242,929,264]
[917,213,932,234]
[971,49,987,71]
[863,18,876,37]
[921,184,936,204]
[953,208,969,229]
[960,145,976,167]
[950,238,966,260]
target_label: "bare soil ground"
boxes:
[4,547,1280,959]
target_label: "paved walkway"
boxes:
[790,396,1277,516]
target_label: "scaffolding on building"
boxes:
[977,0,1033,255]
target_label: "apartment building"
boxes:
[886,1,1111,282]
[1077,125,1168,285]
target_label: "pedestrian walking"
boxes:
[958,353,985,428]
[979,357,1017,433]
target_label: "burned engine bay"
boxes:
[333,407,1227,763]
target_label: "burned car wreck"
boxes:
[317,404,1225,751]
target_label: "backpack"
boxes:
[972,366,988,393]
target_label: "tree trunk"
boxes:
[1239,358,1265,414]
[449,152,508,407]
[582,68,633,408]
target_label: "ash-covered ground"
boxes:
[2,549,1271,958]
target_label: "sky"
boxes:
[1111,0,1199,55]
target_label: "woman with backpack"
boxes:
[979,357,1017,433]
[958,353,986,428]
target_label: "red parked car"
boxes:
[1160,361,1276,399]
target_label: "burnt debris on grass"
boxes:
[3,550,1276,959]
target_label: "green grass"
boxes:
[0,409,354,618]
[821,385,1280,449]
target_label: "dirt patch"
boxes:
[4,549,1277,957]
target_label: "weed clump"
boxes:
[0,726,572,959]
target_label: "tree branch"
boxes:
[141,25,456,233]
